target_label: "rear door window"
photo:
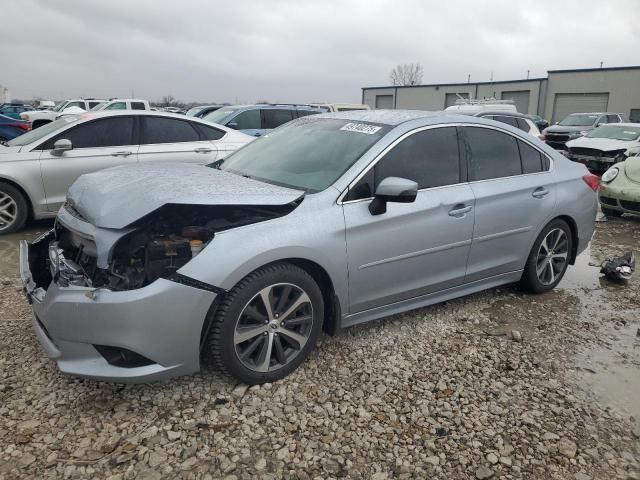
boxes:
[142,116,200,144]
[607,114,620,123]
[518,140,544,174]
[131,102,146,110]
[261,109,294,129]
[230,109,261,130]
[464,126,522,181]
[193,122,225,140]
[515,117,531,132]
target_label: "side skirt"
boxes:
[341,270,523,328]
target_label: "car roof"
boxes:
[68,110,220,122]
[473,111,532,119]
[315,109,443,126]
[222,104,323,111]
[567,112,623,115]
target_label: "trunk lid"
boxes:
[68,162,305,229]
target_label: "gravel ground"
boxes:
[1,218,639,479]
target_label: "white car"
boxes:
[565,123,640,172]
[0,111,253,233]
[20,99,106,128]
[90,99,151,112]
[310,103,371,113]
[445,99,518,115]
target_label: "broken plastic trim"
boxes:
[167,273,226,294]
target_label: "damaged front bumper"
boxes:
[565,152,619,172]
[20,230,218,383]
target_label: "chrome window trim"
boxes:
[337,122,554,205]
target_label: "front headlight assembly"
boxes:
[601,167,619,183]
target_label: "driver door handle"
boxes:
[194,147,213,153]
[448,204,473,217]
[111,151,132,157]
[532,187,550,198]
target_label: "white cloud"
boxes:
[1,0,638,103]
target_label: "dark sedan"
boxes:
[0,114,31,142]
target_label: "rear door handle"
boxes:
[448,204,473,217]
[111,151,132,157]
[194,147,213,154]
[532,187,550,198]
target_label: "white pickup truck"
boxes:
[20,99,105,128]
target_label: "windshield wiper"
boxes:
[208,158,225,170]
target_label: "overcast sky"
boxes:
[1,0,639,104]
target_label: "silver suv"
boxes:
[21,111,597,385]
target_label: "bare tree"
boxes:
[389,63,424,86]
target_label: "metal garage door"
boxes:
[375,95,394,109]
[501,90,530,113]
[444,92,470,108]
[552,93,609,123]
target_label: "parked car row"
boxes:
[0,111,252,233]
[18,109,598,386]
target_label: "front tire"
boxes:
[0,182,28,234]
[519,219,573,293]
[208,263,324,384]
[601,207,623,218]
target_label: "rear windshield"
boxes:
[559,114,598,127]
[587,125,640,141]
[202,108,239,124]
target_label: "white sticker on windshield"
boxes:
[340,123,381,134]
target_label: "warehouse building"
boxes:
[362,65,640,123]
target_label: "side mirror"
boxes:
[51,139,72,156]
[369,176,418,215]
[227,122,239,130]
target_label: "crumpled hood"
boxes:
[566,136,639,152]
[544,124,592,134]
[68,162,304,229]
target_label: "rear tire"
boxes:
[208,263,324,384]
[0,182,28,234]
[601,207,623,218]
[519,219,573,293]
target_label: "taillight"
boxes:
[582,174,600,192]
[13,123,31,131]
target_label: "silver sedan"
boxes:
[21,110,597,384]
[0,111,252,233]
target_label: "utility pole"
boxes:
[467,74,470,83]
[527,69,530,79]
[600,61,604,69]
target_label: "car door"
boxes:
[137,116,218,164]
[39,116,139,212]
[461,125,556,282]
[342,126,475,313]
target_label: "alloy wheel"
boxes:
[0,192,18,232]
[536,228,569,286]
[234,283,313,373]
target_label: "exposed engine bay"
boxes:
[49,203,299,291]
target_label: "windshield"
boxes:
[51,101,68,112]
[220,118,390,192]
[185,107,204,117]
[587,125,640,141]
[90,102,108,111]
[559,114,599,127]
[6,116,79,147]
[203,107,239,125]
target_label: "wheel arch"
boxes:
[530,214,579,265]
[199,257,342,354]
[0,176,34,220]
